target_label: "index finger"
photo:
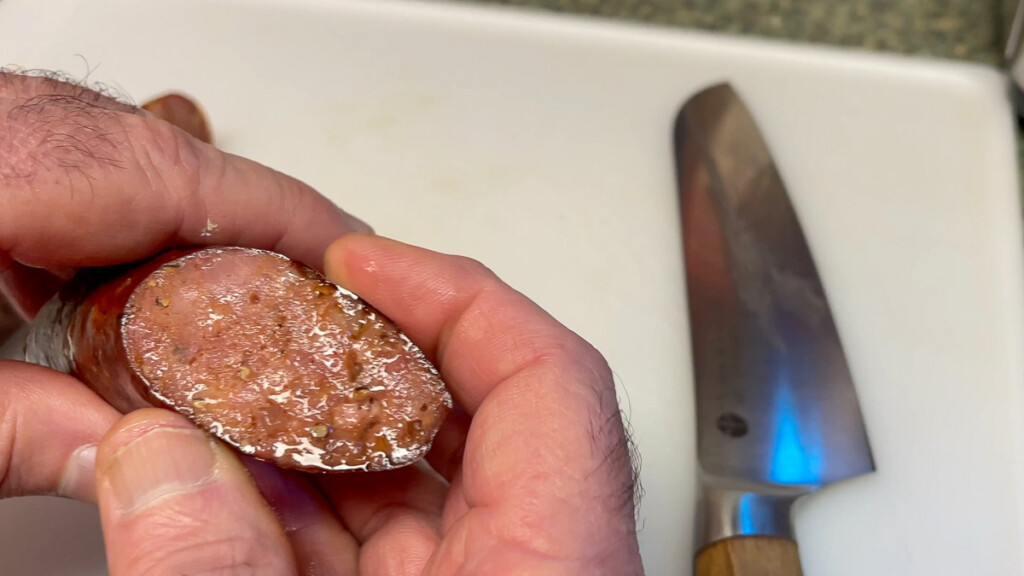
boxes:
[0,71,369,271]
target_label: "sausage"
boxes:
[25,247,452,472]
[141,93,214,144]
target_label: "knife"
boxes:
[674,83,875,575]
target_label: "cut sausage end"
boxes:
[121,247,451,472]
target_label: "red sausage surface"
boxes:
[29,247,451,472]
[141,93,214,144]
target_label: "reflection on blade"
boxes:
[737,493,760,533]
[768,371,823,485]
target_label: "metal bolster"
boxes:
[696,476,811,549]
[23,295,77,373]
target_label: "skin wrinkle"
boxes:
[487,499,632,576]
[120,114,195,247]
[435,286,493,370]
[421,256,497,312]
[354,501,441,545]
[182,128,218,242]
[123,533,287,576]
[454,507,597,574]
[270,177,328,265]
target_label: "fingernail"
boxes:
[58,444,97,501]
[104,427,217,514]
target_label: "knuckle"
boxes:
[545,336,613,387]
[0,370,64,498]
[359,513,438,574]
[489,502,574,562]
[128,115,203,199]
[450,254,499,284]
[357,502,437,542]
[574,340,613,379]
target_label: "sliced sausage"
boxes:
[26,247,452,472]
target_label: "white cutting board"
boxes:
[1,0,1022,574]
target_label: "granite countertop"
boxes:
[469,0,1013,66]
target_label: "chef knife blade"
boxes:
[674,83,874,575]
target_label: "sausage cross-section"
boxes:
[26,247,452,472]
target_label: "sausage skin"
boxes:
[27,247,451,472]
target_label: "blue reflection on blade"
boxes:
[737,493,759,534]
[769,368,822,485]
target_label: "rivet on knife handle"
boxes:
[674,83,875,575]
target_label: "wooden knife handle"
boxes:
[695,536,803,576]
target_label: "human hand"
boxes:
[95,234,644,575]
[0,71,644,575]
[0,70,367,498]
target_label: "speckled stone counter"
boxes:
[468,0,1008,65]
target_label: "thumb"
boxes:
[96,409,297,576]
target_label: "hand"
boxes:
[1,72,645,574]
[0,71,366,503]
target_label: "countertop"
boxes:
[467,0,1011,65]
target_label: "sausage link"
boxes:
[141,93,214,144]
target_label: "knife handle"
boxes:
[694,536,802,576]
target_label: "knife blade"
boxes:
[674,83,874,575]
